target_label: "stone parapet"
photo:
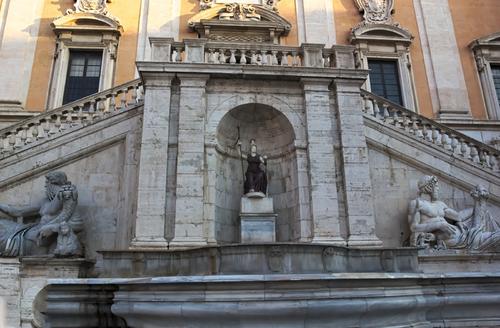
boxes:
[99,245,418,277]
[39,272,500,327]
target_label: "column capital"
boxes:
[140,72,176,88]
[300,78,332,92]
[177,74,210,88]
[332,77,366,93]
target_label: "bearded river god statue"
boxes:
[0,172,83,257]
[408,175,500,252]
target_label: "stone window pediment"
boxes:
[188,4,291,44]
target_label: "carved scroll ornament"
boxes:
[67,0,112,16]
[354,0,395,25]
[219,4,261,21]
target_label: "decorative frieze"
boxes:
[200,0,279,12]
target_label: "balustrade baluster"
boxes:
[460,139,469,159]
[261,51,269,65]
[470,144,480,163]
[25,125,35,144]
[0,136,5,154]
[229,49,237,64]
[120,91,127,110]
[372,100,380,118]
[250,51,257,65]
[4,134,14,153]
[392,110,400,128]
[219,49,227,64]
[239,50,247,64]
[363,96,374,116]
[421,124,429,141]
[450,135,459,155]
[281,51,288,66]
[292,51,299,66]
[87,101,96,124]
[13,130,23,149]
[381,104,390,122]
[128,88,138,106]
[431,127,440,146]
[208,49,216,64]
[271,51,278,65]
[137,86,144,103]
[441,132,451,150]
[110,93,117,112]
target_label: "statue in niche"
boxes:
[408,176,500,252]
[0,172,84,257]
[238,139,268,197]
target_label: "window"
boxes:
[492,64,500,106]
[63,51,103,104]
[368,59,403,105]
[470,32,500,120]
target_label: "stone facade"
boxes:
[0,0,499,327]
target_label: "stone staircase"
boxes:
[0,79,143,158]
[361,89,500,175]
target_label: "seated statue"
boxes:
[238,139,268,196]
[408,175,463,248]
[0,171,83,257]
[408,176,500,252]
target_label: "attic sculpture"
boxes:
[0,172,84,257]
[219,4,261,21]
[408,175,500,252]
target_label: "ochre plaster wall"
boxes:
[449,0,500,119]
[333,0,434,118]
[179,0,298,45]
[25,0,140,111]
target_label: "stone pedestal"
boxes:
[0,257,90,328]
[240,196,277,243]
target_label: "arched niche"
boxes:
[214,103,299,243]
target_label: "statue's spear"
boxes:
[233,125,245,186]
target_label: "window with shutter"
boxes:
[63,50,103,105]
[368,59,403,106]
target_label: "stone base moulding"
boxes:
[0,257,91,328]
[240,196,277,243]
[39,272,500,328]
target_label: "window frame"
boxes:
[62,49,104,105]
[350,24,417,111]
[367,58,404,106]
[49,13,122,109]
[471,33,500,120]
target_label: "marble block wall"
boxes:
[368,147,500,247]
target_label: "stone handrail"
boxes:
[0,79,143,157]
[361,90,500,173]
[149,38,356,69]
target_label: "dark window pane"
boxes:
[63,50,103,104]
[368,59,403,106]
[492,65,500,105]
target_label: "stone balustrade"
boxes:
[149,37,355,69]
[362,90,500,173]
[0,79,143,157]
